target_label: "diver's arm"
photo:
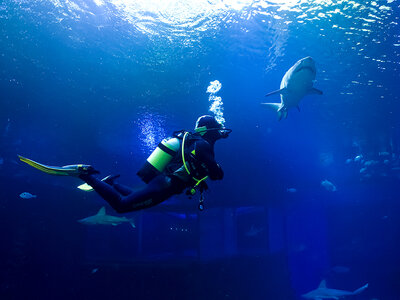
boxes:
[195,140,224,180]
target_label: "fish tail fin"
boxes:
[353,283,368,295]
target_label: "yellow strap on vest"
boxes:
[182,132,208,186]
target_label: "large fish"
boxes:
[262,56,323,120]
[78,207,135,228]
[302,280,368,299]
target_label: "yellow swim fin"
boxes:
[77,183,94,191]
[18,155,98,176]
[77,174,119,191]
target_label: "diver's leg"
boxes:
[101,174,133,196]
[80,174,185,213]
[117,175,185,212]
[79,174,124,211]
[113,183,134,196]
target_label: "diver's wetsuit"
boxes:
[79,137,223,213]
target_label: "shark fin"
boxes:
[97,207,106,216]
[129,219,136,228]
[265,88,286,97]
[278,110,288,121]
[318,280,327,288]
[261,103,281,111]
[353,283,368,295]
[261,103,288,120]
[308,87,323,95]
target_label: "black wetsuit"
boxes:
[79,136,223,213]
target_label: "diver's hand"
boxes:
[215,164,224,180]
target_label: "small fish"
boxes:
[91,268,99,274]
[364,160,378,166]
[287,188,297,193]
[359,167,367,174]
[354,155,363,162]
[379,151,390,156]
[321,180,337,192]
[345,158,352,164]
[19,192,37,199]
[0,157,4,165]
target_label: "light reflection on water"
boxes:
[35,0,398,66]
[5,0,399,96]
[39,1,396,38]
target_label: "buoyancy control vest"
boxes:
[136,130,207,184]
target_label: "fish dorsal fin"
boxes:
[97,207,106,216]
[318,280,327,289]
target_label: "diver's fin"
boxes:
[77,183,94,192]
[77,174,120,192]
[265,88,286,97]
[353,283,368,295]
[18,155,99,176]
[308,87,323,95]
[19,155,74,176]
[97,207,106,216]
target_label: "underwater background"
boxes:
[1,0,399,299]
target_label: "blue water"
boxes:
[1,0,399,299]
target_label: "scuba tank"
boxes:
[137,136,181,183]
[137,130,209,211]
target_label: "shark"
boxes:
[245,225,265,237]
[262,56,323,120]
[78,207,135,228]
[302,280,368,299]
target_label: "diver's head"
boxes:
[194,115,231,143]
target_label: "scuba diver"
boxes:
[18,115,231,213]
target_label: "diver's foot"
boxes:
[102,174,120,185]
[78,165,100,175]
